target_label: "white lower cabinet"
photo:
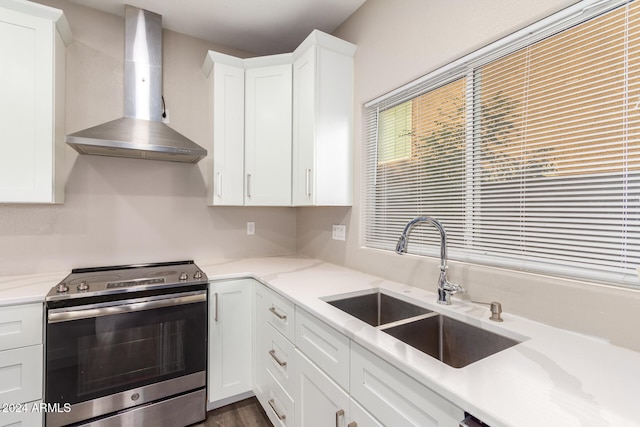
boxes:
[0,303,44,427]
[254,285,296,426]
[253,283,465,427]
[294,308,349,390]
[350,342,464,427]
[0,404,43,427]
[208,279,253,404]
[294,349,350,427]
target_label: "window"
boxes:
[364,0,640,287]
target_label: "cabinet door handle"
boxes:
[269,306,287,320]
[305,168,311,197]
[216,172,222,198]
[268,349,288,367]
[268,399,286,420]
[214,292,219,322]
[336,409,345,427]
[247,173,252,198]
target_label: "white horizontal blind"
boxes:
[364,0,640,286]
[364,79,467,256]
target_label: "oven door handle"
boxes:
[47,291,206,323]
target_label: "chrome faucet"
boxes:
[395,217,465,305]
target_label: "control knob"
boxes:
[194,270,203,280]
[77,281,89,292]
[56,282,69,293]
[179,272,188,281]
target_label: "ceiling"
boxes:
[67,0,366,55]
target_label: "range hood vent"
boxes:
[66,6,207,163]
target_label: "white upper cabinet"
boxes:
[0,1,72,203]
[292,31,356,206]
[203,52,245,206]
[244,55,293,206]
[203,30,355,207]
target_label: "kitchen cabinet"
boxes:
[0,1,72,203]
[0,303,44,427]
[203,52,245,206]
[294,307,349,390]
[292,31,356,206]
[244,55,293,206]
[294,349,351,427]
[350,342,464,426]
[203,30,354,207]
[208,279,253,404]
[254,284,296,426]
[253,281,463,427]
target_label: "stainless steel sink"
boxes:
[326,292,431,327]
[382,314,520,368]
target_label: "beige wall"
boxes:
[298,0,640,352]
[0,0,296,275]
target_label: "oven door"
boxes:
[45,289,207,426]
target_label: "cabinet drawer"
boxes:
[0,304,42,351]
[265,324,296,395]
[0,345,43,405]
[0,403,43,427]
[295,307,349,391]
[262,369,295,427]
[266,290,295,342]
[350,343,463,427]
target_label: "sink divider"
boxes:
[376,311,440,331]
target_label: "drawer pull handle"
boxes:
[268,349,287,367]
[268,399,286,420]
[269,306,287,320]
[336,409,345,427]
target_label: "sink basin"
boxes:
[382,314,520,368]
[326,292,431,327]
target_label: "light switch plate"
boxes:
[332,224,346,241]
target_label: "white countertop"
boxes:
[1,256,638,426]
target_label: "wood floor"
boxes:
[195,398,273,427]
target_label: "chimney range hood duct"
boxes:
[66,6,207,163]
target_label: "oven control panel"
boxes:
[45,261,207,301]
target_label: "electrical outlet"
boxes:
[247,222,255,235]
[162,110,170,124]
[332,224,346,241]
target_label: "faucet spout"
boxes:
[395,216,465,305]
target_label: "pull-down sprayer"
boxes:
[395,217,465,305]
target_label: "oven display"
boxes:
[106,277,165,288]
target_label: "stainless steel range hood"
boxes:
[66,6,207,163]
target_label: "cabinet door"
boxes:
[245,63,292,206]
[210,60,245,206]
[0,7,65,203]
[0,303,42,351]
[292,46,316,206]
[350,343,464,427]
[208,279,253,403]
[292,35,355,207]
[0,404,43,427]
[295,349,350,427]
[0,345,42,405]
[349,398,383,427]
[295,307,349,390]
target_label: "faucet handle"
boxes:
[472,301,503,322]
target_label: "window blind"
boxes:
[364,0,640,287]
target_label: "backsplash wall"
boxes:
[0,0,296,275]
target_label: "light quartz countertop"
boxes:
[1,256,638,426]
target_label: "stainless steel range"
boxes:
[44,260,208,427]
